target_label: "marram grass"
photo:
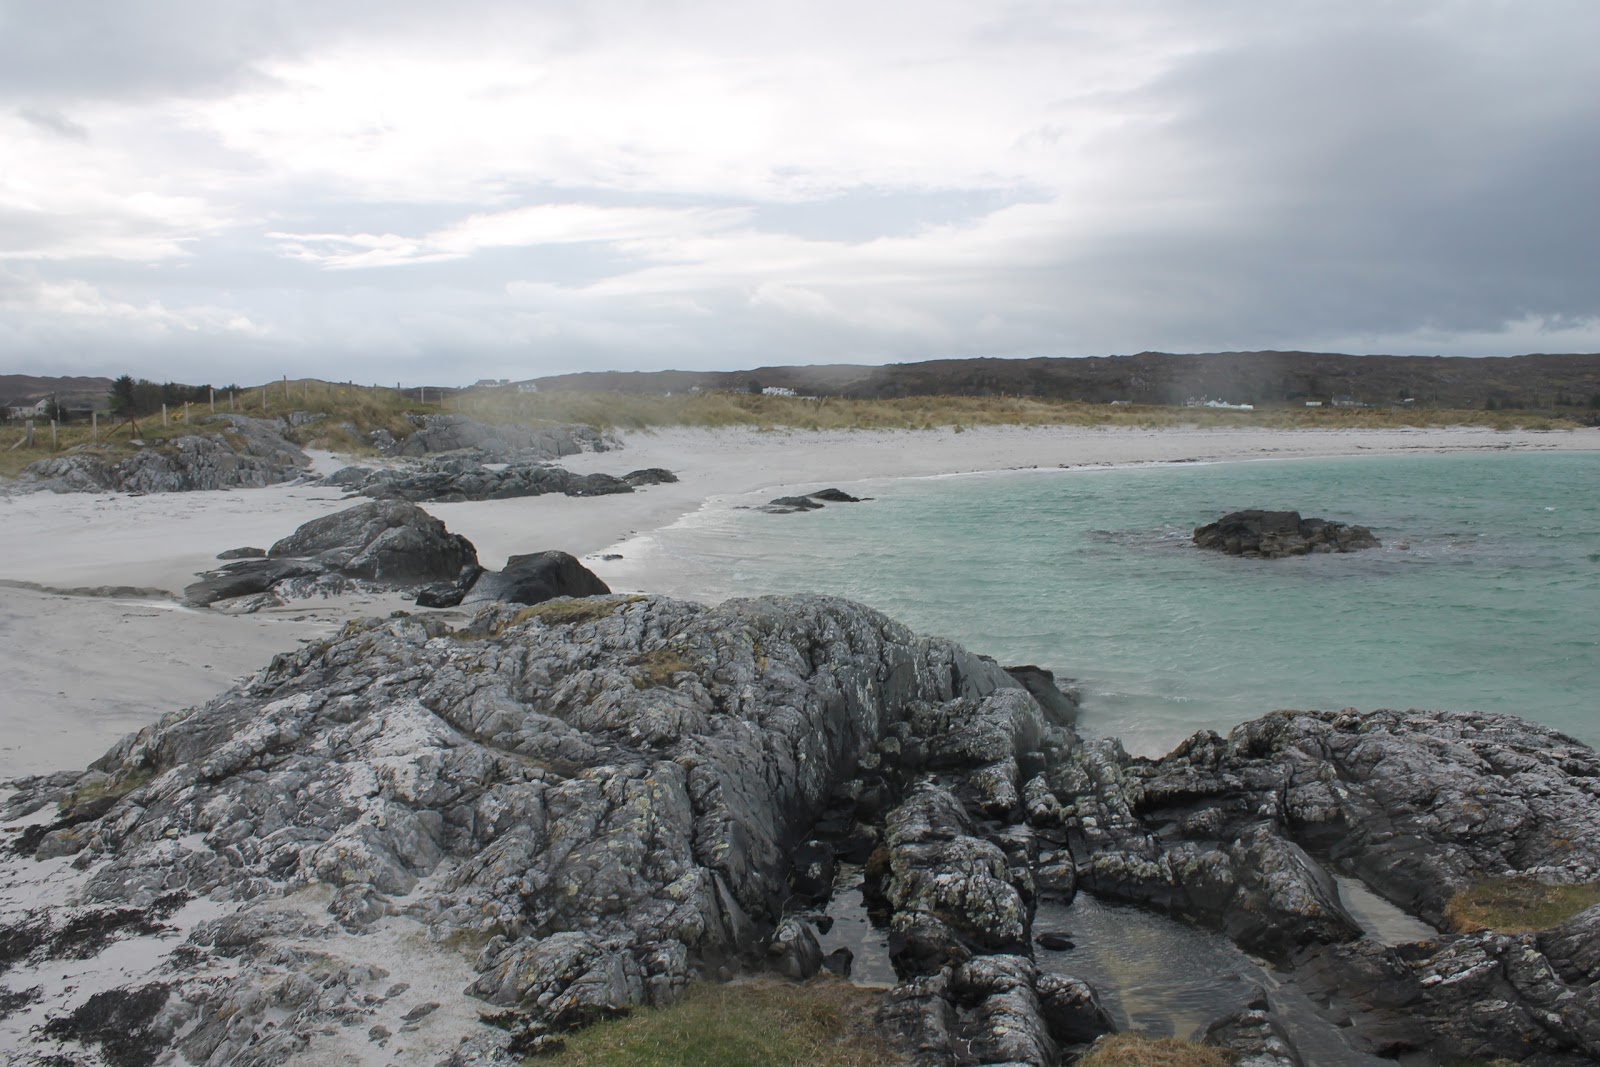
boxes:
[532,977,900,1067]
[1443,876,1600,934]
[1075,1034,1238,1067]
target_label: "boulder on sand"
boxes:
[462,550,610,606]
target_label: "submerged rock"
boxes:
[1192,510,1380,557]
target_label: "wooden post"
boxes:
[50,419,57,449]
[183,401,190,423]
[162,403,168,427]
[283,375,290,401]
[262,388,267,411]
[92,410,98,444]
[25,420,33,448]
[209,387,216,414]
[421,386,427,404]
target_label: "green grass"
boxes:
[532,977,899,1066]
[629,649,695,689]
[1443,877,1600,934]
[1075,1034,1238,1067]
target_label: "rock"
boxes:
[763,495,825,513]
[1035,931,1075,951]
[461,551,610,607]
[184,501,480,610]
[768,917,822,980]
[215,546,267,560]
[807,488,860,503]
[388,414,604,461]
[268,499,477,582]
[22,414,312,495]
[1192,510,1380,557]
[1004,665,1080,728]
[324,460,640,504]
[622,468,678,487]
[1202,992,1306,1066]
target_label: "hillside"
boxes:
[529,351,1600,410]
[0,375,114,410]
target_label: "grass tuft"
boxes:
[532,976,899,1066]
[1443,876,1600,934]
[629,649,695,689]
[1075,1034,1238,1067]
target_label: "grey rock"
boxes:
[1192,509,1380,557]
[22,415,310,494]
[216,546,267,560]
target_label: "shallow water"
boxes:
[622,451,1600,755]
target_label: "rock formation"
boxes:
[323,459,664,503]
[761,488,865,514]
[4,594,1600,1065]
[21,415,312,494]
[1192,510,1380,557]
[184,501,606,613]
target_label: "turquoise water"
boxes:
[631,452,1600,755]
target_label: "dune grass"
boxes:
[531,977,899,1067]
[3,379,1581,481]
[1074,1034,1237,1067]
[1443,877,1600,934]
[456,388,1580,435]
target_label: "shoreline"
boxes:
[1,423,1596,779]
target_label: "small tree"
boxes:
[109,374,136,415]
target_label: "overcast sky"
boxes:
[2,1,1597,386]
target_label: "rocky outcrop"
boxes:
[1043,709,1600,1062]
[1192,510,1380,557]
[21,415,311,494]
[0,594,1097,1065]
[325,459,643,503]
[6,591,1600,1065]
[185,500,480,610]
[384,414,606,461]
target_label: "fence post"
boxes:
[92,410,98,444]
[184,401,190,423]
[284,375,290,401]
[50,419,57,449]
[25,420,33,448]
[162,403,169,427]
[210,387,216,414]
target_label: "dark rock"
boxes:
[462,551,609,607]
[768,917,822,980]
[808,488,860,503]
[214,546,266,560]
[764,495,825,513]
[821,947,854,978]
[40,983,171,1067]
[622,468,678,487]
[1004,665,1080,727]
[1034,972,1114,1047]
[1035,931,1075,951]
[415,563,486,609]
[184,500,480,611]
[268,499,477,582]
[1192,510,1380,557]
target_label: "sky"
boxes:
[2,0,1598,387]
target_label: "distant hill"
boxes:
[0,374,114,410]
[530,352,1600,410]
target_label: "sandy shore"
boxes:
[1,424,1595,778]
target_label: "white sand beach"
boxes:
[1,423,1596,779]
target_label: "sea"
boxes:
[614,450,1600,757]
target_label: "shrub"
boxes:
[1443,877,1600,934]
